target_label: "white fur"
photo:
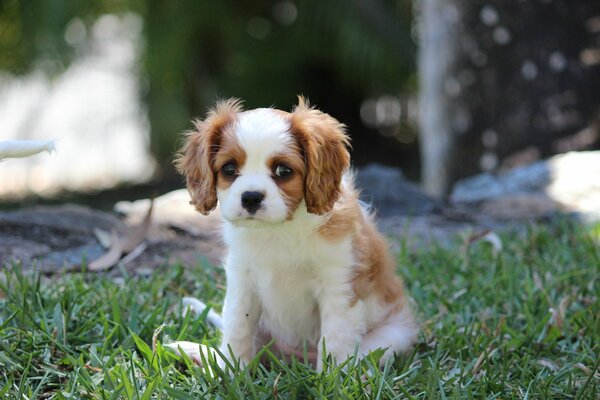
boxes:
[220,206,360,368]
[217,205,417,370]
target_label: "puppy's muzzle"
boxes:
[241,191,265,215]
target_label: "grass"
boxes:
[0,220,598,399]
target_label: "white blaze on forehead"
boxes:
[218,108,293,223]
[235,109,293,172]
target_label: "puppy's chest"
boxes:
[228,226,354,345]
[252,261,321,346]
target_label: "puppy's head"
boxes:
[175,97,350,225]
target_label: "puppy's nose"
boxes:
[241,191,265,214]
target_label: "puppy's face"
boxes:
[175,97,350,225]
[214,109,306,224]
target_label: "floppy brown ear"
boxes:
[290,96,351,215]
[174,99,242,215]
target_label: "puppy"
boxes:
[175,97,417,370]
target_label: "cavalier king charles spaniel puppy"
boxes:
[174,97,417,371]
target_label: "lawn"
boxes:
[1,221,598,399]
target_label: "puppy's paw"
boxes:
[164,341,220,375]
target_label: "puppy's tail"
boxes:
[182,297,224,331]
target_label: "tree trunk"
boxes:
[418,0,600,196]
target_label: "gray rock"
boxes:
[356,164,440,217]
[451,151,600,221]
[0,204,127,235]
[0,206,116,272]
[451,161,551,203]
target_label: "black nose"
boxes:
[241,191,265,214]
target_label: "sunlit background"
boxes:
[0,0,598,203]
[0,13,154,199]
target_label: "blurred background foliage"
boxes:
[0,0,419,177]
[0,0,138,73]
[2,0,598,199]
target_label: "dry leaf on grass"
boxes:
[88,230,122,271]
[152,323,166,352]
[576,362,600,379]
[93,228,112,249]
[465,229,503,256]
[472,345,498,376]
[88,199,153,271]
[273,372,283,400]
[119,242,147,266]
[549,295,571,330]
[537,358,560,371]
[121,199,153,253]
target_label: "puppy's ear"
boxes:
[175,99,242,215]
[290,96,351,215]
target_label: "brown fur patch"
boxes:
[174,99,243,215]
[289,97,351,215]
[351,214,405,305]
[287,97,403,305]
[214,129,247,191]
[317,183,361,241]
[268,150,306,218]
[317,178,405,306]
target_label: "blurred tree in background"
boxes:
[419,0,600,195]
[0,0,418,177]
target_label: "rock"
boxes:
[451,151,600,221]
[0,203,223,273]
[356,164,440,217]
[0,204,128,235]
[378,214,475,248]
[475,194,560,220]
[0,210,105,272]
[451,161,550,203]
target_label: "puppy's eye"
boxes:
[221,162,237,177]
[274,164,293,178]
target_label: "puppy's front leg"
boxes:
[219,262,260,367]
[317,286,366,371]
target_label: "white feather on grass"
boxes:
[0,140,56,160]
